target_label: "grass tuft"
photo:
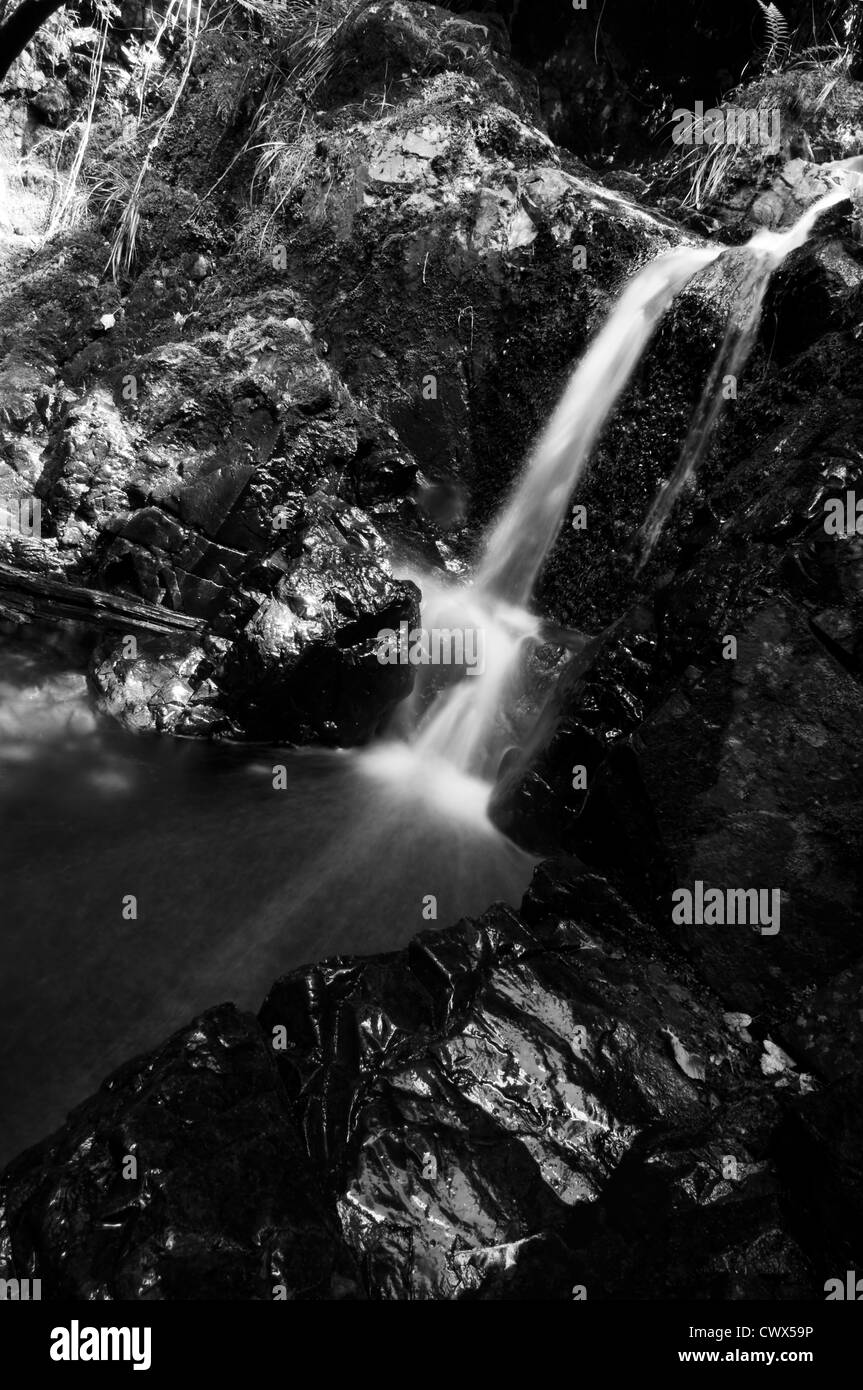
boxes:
[665,45,863,212]
[203,0,377,246]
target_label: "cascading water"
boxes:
[408,182,852,781]
[635,185,850,567]
[475,246,724,608]
[408,245,723,781]
[0,184,850,1164]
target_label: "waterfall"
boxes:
[475,245,723,608]
[405,184,851,783]
[402,245,722,783]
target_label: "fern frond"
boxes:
[756,0,791,69]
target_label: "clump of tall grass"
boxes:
[659,0,863,213]
[673,118,772,212]
[668,45,863,212]
[204,0,377,245]
[106,0,203,278]
[42,0,111,240]
[39,0,382,273]
[43,0,207,275]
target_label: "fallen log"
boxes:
[0,560,206,638]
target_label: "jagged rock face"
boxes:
[0,863,834,1300]
[91,638,222,735]
[0,250,436,737]
[0,1006,356,1299]
[217,502,421,743]
[257,862,813,1300]
[765,235,863,360]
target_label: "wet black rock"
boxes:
[0,1005,356,1300]
[2,861,842,1300]
[218,501,421,744]
[764,237,863,364]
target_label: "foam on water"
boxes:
[360,741,494,824]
